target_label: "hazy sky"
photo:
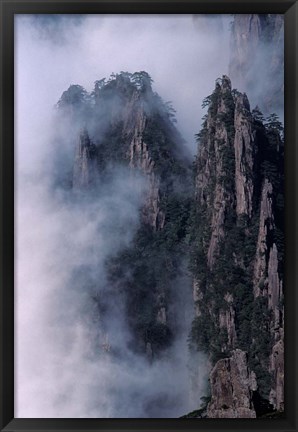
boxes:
[15,14,229,418]
[15,14,231,155]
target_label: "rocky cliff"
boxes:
[207,349,257,418]
[229,14,284,115]
[56,70,284,418]
[73,128,97,189]
[57,71,192,359]
[190,75,284,417]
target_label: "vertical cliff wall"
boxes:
[229,14,284,115]
[57,72,193,361]
[190,75,284,417]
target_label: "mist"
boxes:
[228,14,284,121]
[15,14,231,154]
[15,14,230,418]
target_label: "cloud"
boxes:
[15,14,231,154]
[15,14,226,418]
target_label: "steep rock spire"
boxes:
[73,128,96,189]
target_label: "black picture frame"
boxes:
[0,1,297,431]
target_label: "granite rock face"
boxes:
[73,128,97,189]
[195,76,235,270]
[229,14,284,114]
[71,78,169,231]
[269,339,284,410]
[192,75,284,418]
[207,349,257,418]
[234,93,255,218]
[58,71,191,360]
[126,97,165,230]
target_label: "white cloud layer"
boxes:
[15,14,228,418]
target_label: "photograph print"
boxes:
[15,13,284,418]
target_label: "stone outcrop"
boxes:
[114,85,166,231]
[72,77,167,230]
[229,14,284,114]
[207,350,257,418]
[253,179,274,297]
[59,72,192,360]
[193,75,284,418]
[207,78,233,269]
[219,294,237,349]
[73,128,96,189]
[268,243,282,314]
[253,179,284,409]
[269,339,284,410]
[195,76,235,269]
[229,14,263,89]
[128,116,165,230]
[234,93,255,217]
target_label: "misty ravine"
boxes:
[15,14,284,418]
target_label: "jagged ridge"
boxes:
[190,75,284,417]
